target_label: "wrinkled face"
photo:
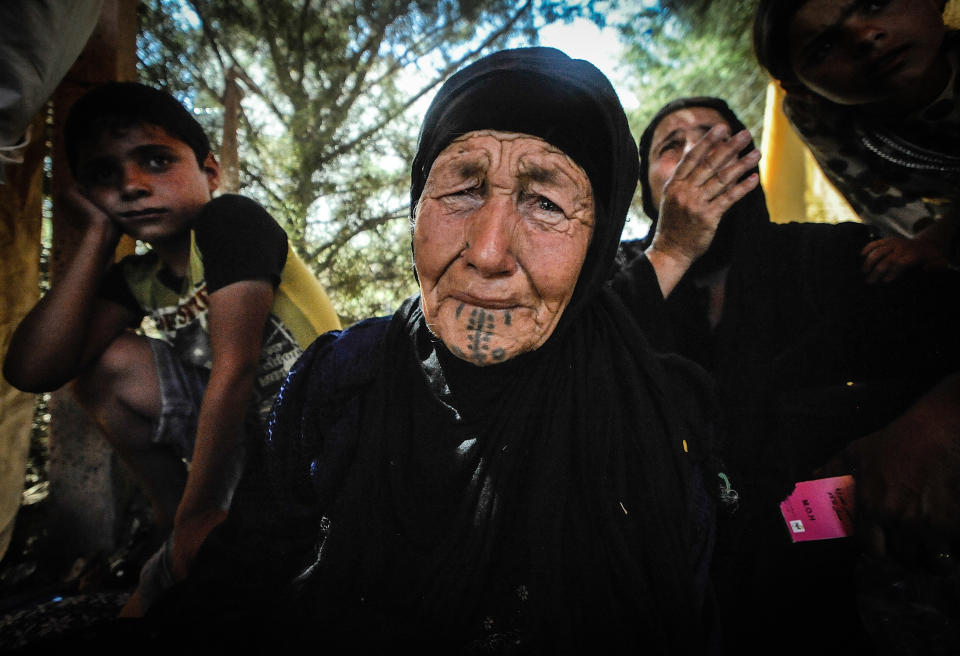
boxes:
[413,130,595,366]
[76,123,219,244]
[788,0,947,106]
[647,107,730,209]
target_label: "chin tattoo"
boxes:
[449,306,512,365]
[466,307,496,364]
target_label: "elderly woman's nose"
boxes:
[464,198,518,275]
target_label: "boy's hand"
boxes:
[60,186,123,246]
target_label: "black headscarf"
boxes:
[410,46,639,332]
[268,49,720,654]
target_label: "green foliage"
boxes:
[138,0,540,325]
[595,0,766,230]
[135,1,769,318]
[617,0,766,140]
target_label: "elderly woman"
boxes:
[621,96,960,656]
[135,49,762,654]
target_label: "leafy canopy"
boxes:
[137,0,766,322]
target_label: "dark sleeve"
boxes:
[846,267,960,380]
[608,240,677,352]
[97,260,147,321]
[193,194,288,293]
[792,221,960,379]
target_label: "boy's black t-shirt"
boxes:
[98,194,287,316]
[92,193,345,423]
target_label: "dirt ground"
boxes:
[0,486,158,650]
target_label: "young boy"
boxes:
[753,0,960,283]
[2,82,341,616]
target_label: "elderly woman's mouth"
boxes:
[450,293,521,311]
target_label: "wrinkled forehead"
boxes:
[440,130,560,155]
[431,130,585,175]
[421,130,595,218]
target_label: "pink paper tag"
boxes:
[779,475,856,543]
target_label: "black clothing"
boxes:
[142,48,726,655]
[624,224,960,654]
[631,95,960,655]
[153,302,719,654]
[620,205,960,656]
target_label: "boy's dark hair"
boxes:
[64,81,211,176]
[752,0,807,86]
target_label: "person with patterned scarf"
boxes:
[754,0,960,283]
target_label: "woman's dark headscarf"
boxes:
[637,96,770,276]
[271,48,719,654]
[411,46,639,334]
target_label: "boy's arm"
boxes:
[3,189,138,392]
[169,277,275,581]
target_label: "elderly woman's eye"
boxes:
[523,192,566,221]
[438,183,483,210]
[537,196,562,213]
[448,185,483,202]
[441,177,482,196]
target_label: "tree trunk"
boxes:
[0,111,45,562]
[220,68,243,194]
